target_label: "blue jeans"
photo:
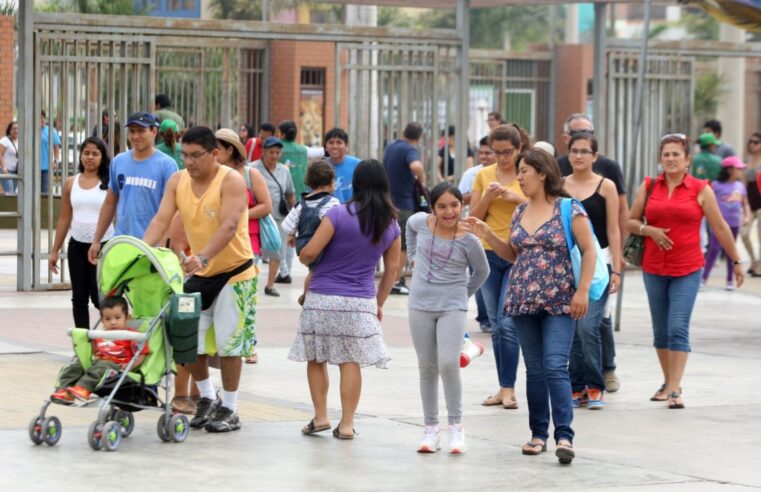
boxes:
[513,312,575,444]
[600,315,616,372]
[569,286,610,392]
[475,288,489,326]
[480,250,519,388]
[642,270,701,352]
[1,170,17,193]
[41,169,49,195]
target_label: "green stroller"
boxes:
[29,236,201,451]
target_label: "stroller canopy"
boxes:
[97,236,184,319]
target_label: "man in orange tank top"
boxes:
[144,126,257,433]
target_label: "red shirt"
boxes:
[642,173,708,277]
[94,330,149,365]
[244,138,263,162]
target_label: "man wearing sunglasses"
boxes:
[557,113,628,394]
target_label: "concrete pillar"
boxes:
[345,6,378,154]
[566,5,580,44]
[717,24,746,152]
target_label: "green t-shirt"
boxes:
[156,142,185,170]
[281,140,308,197]
[691,150,721,181]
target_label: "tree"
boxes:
[34,0,143,15]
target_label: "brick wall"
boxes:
[0,16,14,130]
[269,40,345,145]
[553,44,594,152]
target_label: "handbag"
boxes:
[244,166,282,253]
[559,198,610,301]
[622,177,654,267]
[413,180,431,213]
[261,163,291,217]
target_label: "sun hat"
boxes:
[721,155,747,169]
[215,128,247,161]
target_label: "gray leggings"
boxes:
[409,309,466,426]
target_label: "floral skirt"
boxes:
[287,292,390,368]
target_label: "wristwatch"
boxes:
[198,255,209,267]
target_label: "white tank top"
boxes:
[70,174,114,243]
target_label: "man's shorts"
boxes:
[398,209,414,251]
[198,277,257,357]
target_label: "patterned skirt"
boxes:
[287,292,390,368]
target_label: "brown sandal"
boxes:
[244,353,258,364]
[481,395,503,406]
[522,440,546,455]
[332,426,357,440]
[503,397,518,410]
[556,441,575,464]
[301,418,331,435]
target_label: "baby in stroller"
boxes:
[51,296,149,405]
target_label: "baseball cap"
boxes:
[215,128,247,160]
[159,119,178,133]
[721,156,747,169]
[127,112,159,128]
[263,136,283,149]
[534,141,556,156]
[697,132,720,147]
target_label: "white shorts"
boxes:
[198,277,258,357]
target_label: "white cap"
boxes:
[534,141,556,156]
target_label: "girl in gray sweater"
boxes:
[406,182,489,454]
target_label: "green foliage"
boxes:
[208,0,262,20]
[0,0,16,16]
[34,0,142,15]
[694,72,724,122]
[679,9,719,40]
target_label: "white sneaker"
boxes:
[448,424,467,454]
[726,283,735,291]
[417,425,440,453]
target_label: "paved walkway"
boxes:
[1,240,760,490]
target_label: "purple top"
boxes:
[309,204,401,299]
[712,180,746,228]
[505,199,585,317]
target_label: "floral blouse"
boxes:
[504,198,586,317]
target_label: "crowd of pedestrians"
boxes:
[33,95,759,464]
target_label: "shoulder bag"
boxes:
[245,166,281,254]
[262,163,291,217]
[622,177,654,267]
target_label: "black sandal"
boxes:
[301,419,331,435]
[332,426,357,440]
[521,440,547,455]
[668,391,685,409]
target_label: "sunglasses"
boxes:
[569,129,594,137]
[749,139,761,145]
[661,133,687,142]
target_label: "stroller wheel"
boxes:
[41,417,62,446]
[88,421,104,451]
[157,414,171,443]
[28,416,44,445]
[169,414,189,443]
[103,422,121,451]
[116,411,135,438]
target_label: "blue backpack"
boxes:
[559,198,610,301]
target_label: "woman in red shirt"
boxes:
[627,134,744,409]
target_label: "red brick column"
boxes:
[553,44,593,151]
[0,16,15,129]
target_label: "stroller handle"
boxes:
[66,328,148,342]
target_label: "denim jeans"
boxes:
[569,285,610,392]
[41,169,49,195]
[480,250,519,388]
[600,315,616,372]
[513,312,575,444]
[1,170,17,193]
[642,270,701,352]
[475,289,489,326]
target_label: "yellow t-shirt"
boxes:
[471,165,525,250]
[175,167,256,283]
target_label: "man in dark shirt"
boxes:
[558,113,628,393]
[383,122,426,295]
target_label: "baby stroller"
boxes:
[29,236,201,451]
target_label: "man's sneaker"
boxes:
[190,396,222,429]
[390,282,409,295]
[587,388,605,409]
[205,406,242,433]
[264,286,280,297]
[572,390,588,408]
[68,385,96,403]
[274,274,292,284]
[417,425,440,453]
[604,371,620,393]
[50,389,74,405]
[448,424,467,454]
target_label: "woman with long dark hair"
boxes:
[288,159,402,439]
[49,137,113,328]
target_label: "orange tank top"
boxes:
[175,166,255,283]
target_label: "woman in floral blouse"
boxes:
[465,148,597,465]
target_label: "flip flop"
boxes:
[244,353,258,364]
[556,442,575,465]
[668,391,685,409]
[521,440,546,455]
[481,395,503,406]
[301,419,331,435]
[503,397,518,410]
[332,426,357,440]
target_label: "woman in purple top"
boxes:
[288,159,402,439]
[701,156,751,289]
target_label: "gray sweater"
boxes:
[406,212,489,312]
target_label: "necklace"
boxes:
[427,218,458,283]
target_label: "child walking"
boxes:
[50,296,148,405]
[406,182,489,454]
[702,156,751,290]
[281,159,340,305]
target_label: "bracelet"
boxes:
[639,224,646,235]
[611,271,621,277]
[732,259,742,265]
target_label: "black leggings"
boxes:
[67,238,101,328]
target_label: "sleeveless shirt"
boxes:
[175,166,255,283]
[580,178,609,249]
[70,174,114,243]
